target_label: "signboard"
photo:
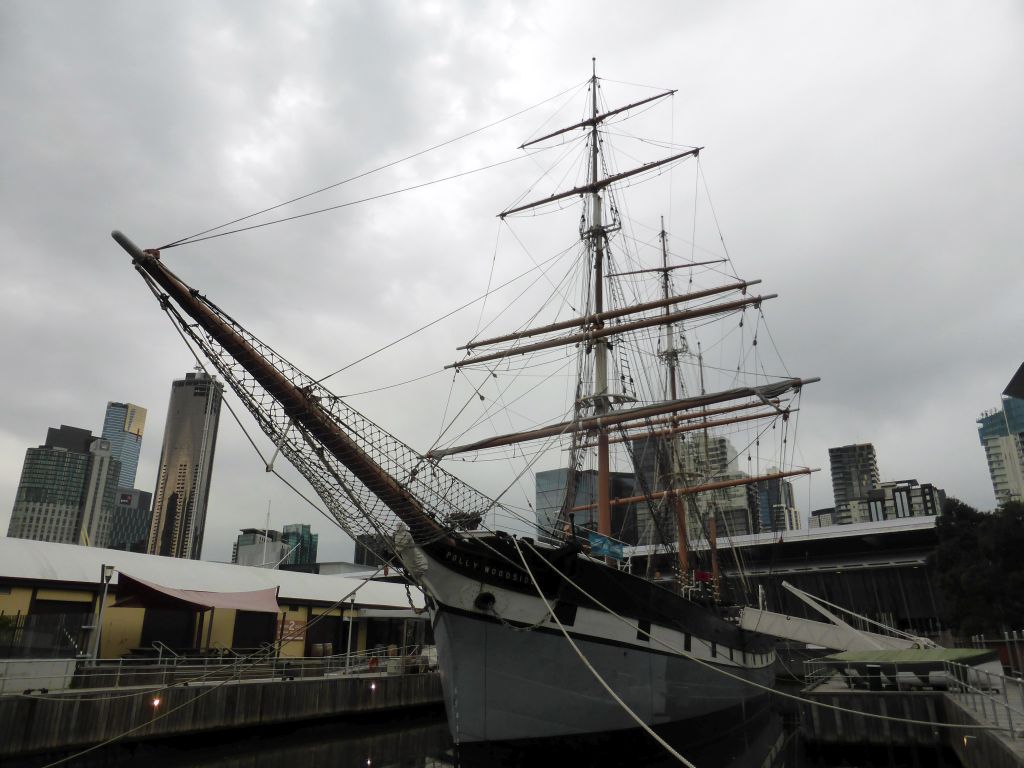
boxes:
[276,616,306,644]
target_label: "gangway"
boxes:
[738,580,936,651]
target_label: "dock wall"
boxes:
[801,687,1024,768]
[0,672,443,758]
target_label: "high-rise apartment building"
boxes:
[829,443,880,507]
[101,402,147,488]
[149,371,224,559]
[682,435,757,539]
[7,425,121,547]
[977,396,1024,507]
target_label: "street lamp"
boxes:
[88,564,116,662]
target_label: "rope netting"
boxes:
[156,289,502,550]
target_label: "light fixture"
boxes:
[370,682,376,691]
[151,697,161,708]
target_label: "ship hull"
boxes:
[404,533,776,744]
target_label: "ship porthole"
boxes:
[474,592,496,611]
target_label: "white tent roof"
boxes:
[0,537,421,610]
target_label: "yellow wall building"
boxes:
[0,538,424,660]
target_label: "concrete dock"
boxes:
[801,672,1024,768]
[0,670,442,759]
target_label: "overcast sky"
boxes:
[1,1,1021,563]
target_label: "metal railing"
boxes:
[0,613,91,659]
[963,630,1024,677]
[944,660,1023,740]
[0,644,437,694]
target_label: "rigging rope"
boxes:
[160,155,529,249]
[160,79,589,250]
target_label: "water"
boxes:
[10,701,963,768]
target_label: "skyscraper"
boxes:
[828,443,880,507]
[149,371,224,559]
[7,425,121,547]
[101,402,147,488]
[977,396,1024,507]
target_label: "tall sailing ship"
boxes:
[114,66,816,745]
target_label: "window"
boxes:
[636,620,650,642]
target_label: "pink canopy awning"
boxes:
[113,573,280,613]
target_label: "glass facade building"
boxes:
[149,372,224,559]
[282,523,318,566]
[101,402,147,489]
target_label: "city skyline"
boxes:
[1,3,1021,562]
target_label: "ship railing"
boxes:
[0,644,438,693]
[944,660,1024,739]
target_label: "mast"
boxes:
[698,346,720,597]
[658,218,689,581]
[589,60,612,543]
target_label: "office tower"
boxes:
[7,425,121,547]
[755,470,797,533]
[101,402,147,488]
[828,443,880,507]
[149,371,224,559]
[281,523,319,566]
[232,528,289,567]
[977,396,1024,506]
[108,489,152,552]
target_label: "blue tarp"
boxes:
[587,531,625,560]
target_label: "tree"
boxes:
[930,498,1024,636]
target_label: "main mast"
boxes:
[588,61,613,542]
